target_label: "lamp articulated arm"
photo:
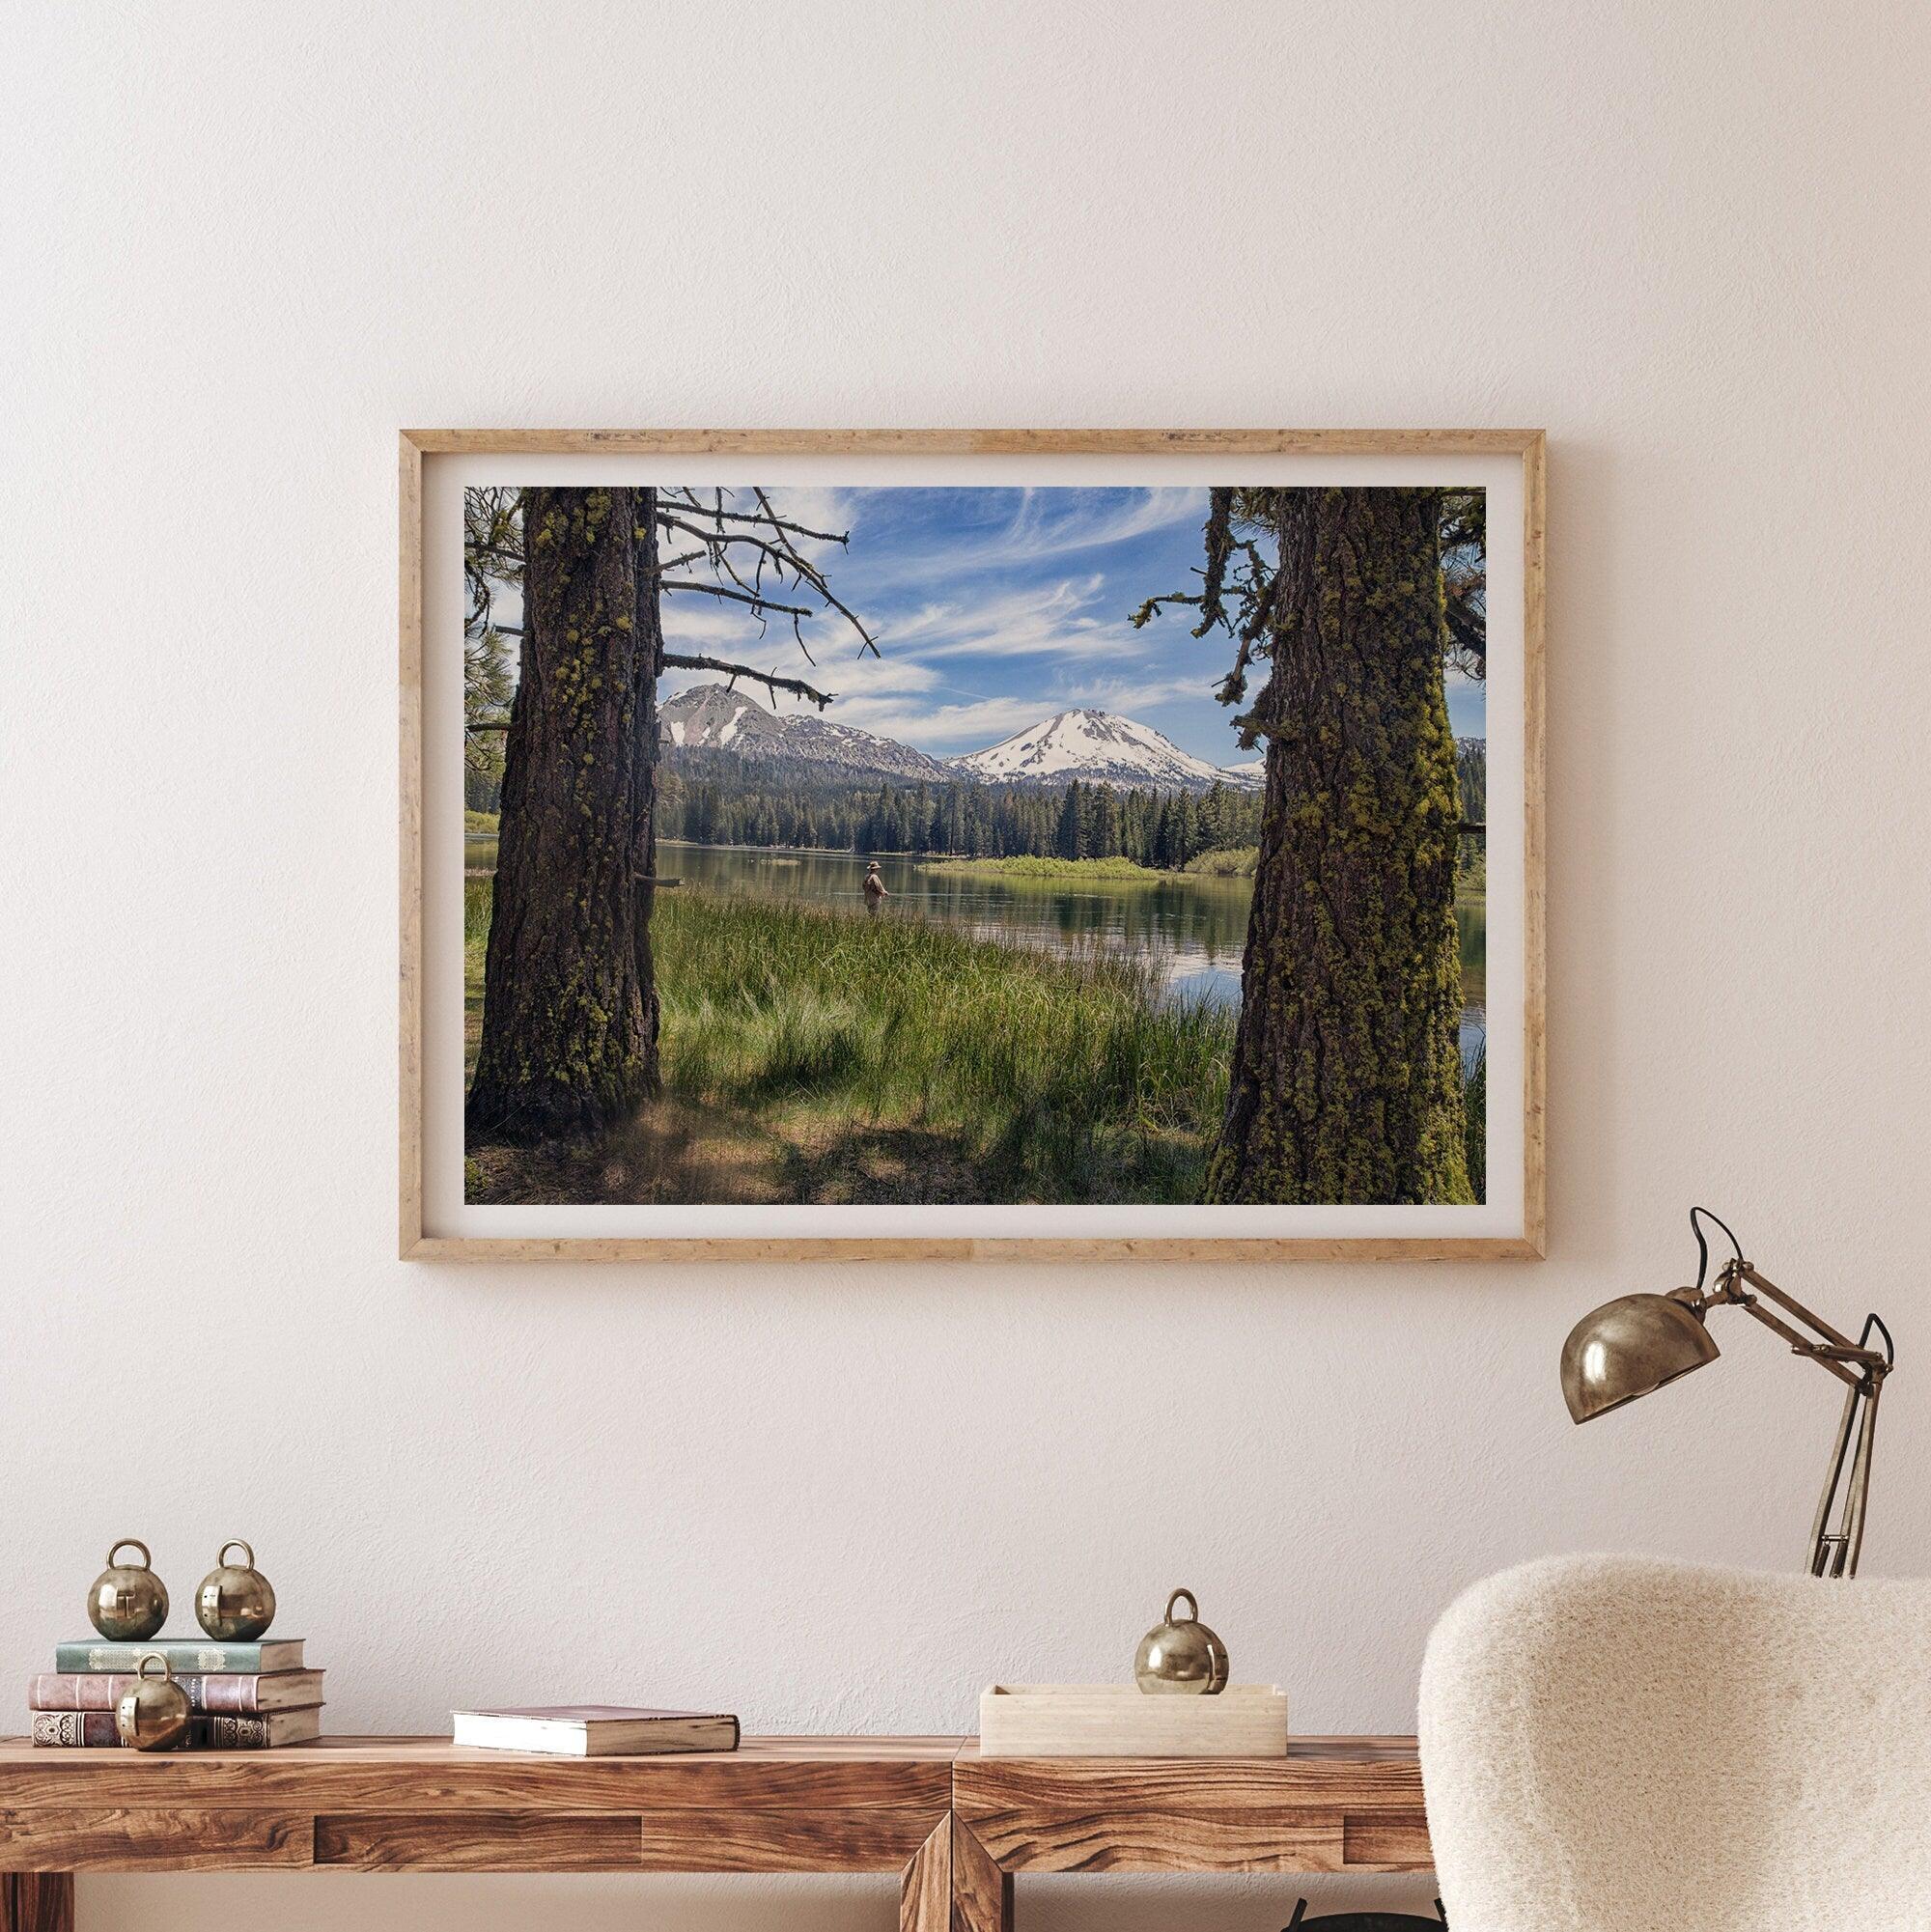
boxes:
[1679,1234,1894,1579]
[1561,1207,1897,1579]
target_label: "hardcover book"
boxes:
[53,1638,306,1674]
[451,1706,740,1756]
[31,1669,323,1714]
[30,1707,322,1749]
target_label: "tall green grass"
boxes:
[652,890,1232,1201]
[1462,1040,1487,1202]
[463,881,1488,1205]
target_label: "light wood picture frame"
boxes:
[403,430,1544,1261]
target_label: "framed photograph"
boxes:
[402,431,1543,1260]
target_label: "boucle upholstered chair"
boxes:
[1418,1554,1931,1932]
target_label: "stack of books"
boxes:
[29,1635,323,1749]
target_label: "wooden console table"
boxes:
[948,1736,1429,1928]
[0,1733,1427,1930]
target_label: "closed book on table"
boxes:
[30,1707,322,1749]
[30,1669,324,1714]
[53,1638,306,1674]
[452,1706,740,1756]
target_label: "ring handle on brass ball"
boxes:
[1134,1586,1230,1695]
[117,1653,191,1750]
[196,1539,276,1641]
[88,1538,169,1641]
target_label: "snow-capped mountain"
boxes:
[659,687,1259,793]
[948,710,1262,793]
[659,685,951,783]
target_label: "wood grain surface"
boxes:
[0,1808,311,1871]
[313,1810,639,1871]
[952,1816,1015,1932]
[953,1737,1429,1875]
[0,1730,1433,1921]
[899,1816,951,1932]
[404,428,1542,457]
[0,1876,72,1932]
[1341,1812,1434,1869]
[0,1735,960,1815]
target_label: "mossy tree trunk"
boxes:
[1203,487,1471,1205]
[465,487,662,1142]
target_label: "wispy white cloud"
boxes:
[858,488,1204,590]
[885,573,1149,664]
[996,488,1204,563]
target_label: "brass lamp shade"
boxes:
[1561,1292,1721,1423]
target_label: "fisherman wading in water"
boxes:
[862,860,888,915]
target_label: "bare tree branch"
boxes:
[657,489,879,658]
[658,517,822,562]
[753,486,880,658]
[641,547,709,581]
[654,490,851,546]
[660,652,834,709]
[659,578,817,619]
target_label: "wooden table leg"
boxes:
[1,1875,73,1932]
[952,1819,1013,1932]
[901,1817,1012,1932]
[901,1818,950,1932]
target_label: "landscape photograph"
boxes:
[460,481,1488,1210]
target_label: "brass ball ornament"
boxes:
[196,1540,276,1641]
[88,1539,169,1641]
[116,1654,191,1750]
[1133,1588,1230,1695]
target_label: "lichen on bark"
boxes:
[465,487,662,1142]
[1203,487,1472,1206]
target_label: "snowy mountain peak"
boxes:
[659,684,783,753]
[658,684,951,782]
[950,710,1261,793]
[658,686,1260,793]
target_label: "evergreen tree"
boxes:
[466,489,661,1139]
[465,486,872,1143]
[1137,486,1472,1204]
[1054,783,1081,859]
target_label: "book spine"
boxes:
[52,1641,292,1673]
[31,1711,293,1749]
[32,1712,115,1747]
[31,1672,274,1713]
[197,1714,280,1749]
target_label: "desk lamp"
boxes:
[1560,1207,1894,1578]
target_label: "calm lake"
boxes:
[467,835,1488,1060]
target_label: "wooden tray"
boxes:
[979,1684,1289,1757]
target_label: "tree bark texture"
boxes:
[466,487,662,1142]
[1205,488,1472,1206]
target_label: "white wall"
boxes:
[5,2,1927,1925]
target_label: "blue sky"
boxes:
[656,486,1486,759]
[491,487,1484,759]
